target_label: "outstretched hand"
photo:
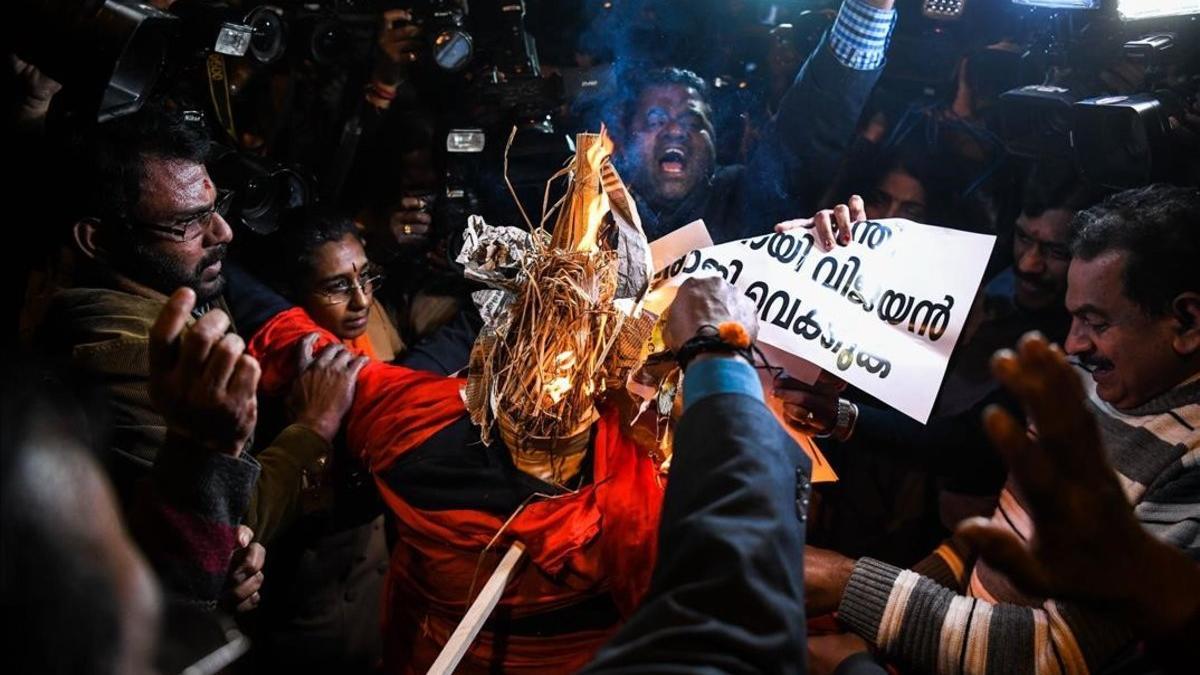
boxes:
[957,332,1200,636]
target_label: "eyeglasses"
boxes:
[125,189,236,242]
[312,266,385,305]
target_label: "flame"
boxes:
[584,124,614,166]
[574,126,615,253]
[577,190,609,253]
[541,350,579,404]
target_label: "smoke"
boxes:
[566,1,833,166]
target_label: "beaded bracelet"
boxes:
[674,321,754,370]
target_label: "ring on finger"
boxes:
[786,406,814,425]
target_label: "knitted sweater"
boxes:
[837,367,1200,674]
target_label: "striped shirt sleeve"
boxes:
[838,558,1136,674]
[912,537,976,591]
[829,0,897,71]
[1136,448,1200,560]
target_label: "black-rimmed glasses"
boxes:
[125,189,235,242]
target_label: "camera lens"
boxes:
[246,6,285,64]
[433,30,473,72]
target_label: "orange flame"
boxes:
[584,124,615,166]
[541,350,578,404]
[574,126,615,253]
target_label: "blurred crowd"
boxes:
[3,1,1199,674]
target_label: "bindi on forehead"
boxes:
[314,236,368,279]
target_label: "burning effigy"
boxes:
[244,129,679,674]
[457,128,661,484]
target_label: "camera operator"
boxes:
[357,6,466,255]
[367,6,444,249]
[615,0,897,245]
[340,7,472,346]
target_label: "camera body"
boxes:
[994,8,1200,188]
[404,1,570,240]
[405,0,473,72]
[866,1,1200,189]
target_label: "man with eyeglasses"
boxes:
[113,186,237,302]
[75,160,236,311]
[797,183,1200,675]
[616,0,896,247]
[37,98,361,615]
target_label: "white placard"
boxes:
[648,219,714,273]
[653,219,995,423]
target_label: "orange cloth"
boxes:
[343,332,377,360]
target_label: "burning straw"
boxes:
[486,250,618,444]
[466,129,642,467]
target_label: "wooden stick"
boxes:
[425,542,527,675]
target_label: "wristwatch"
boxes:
[817,399,858,442]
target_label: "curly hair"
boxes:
[1070,183,1200,316]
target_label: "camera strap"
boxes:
[206,53,237,142]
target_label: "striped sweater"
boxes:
[837,367,1200,674]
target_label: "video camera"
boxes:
[397,1,571,242]
[994,1,1200,188]
[404,0,473,72]
[860,0,1199,189]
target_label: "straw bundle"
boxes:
[465,127,653,473]
[479,248,619,449]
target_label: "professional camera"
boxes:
[432,0,562,134]
[995,1,1200,188]
[9,0,179,122]
[278,0,381,67]
[163,2,326,232]
[168,0,288,66]
[208,144,315,235]
[399,1,570,240]
[11,0,316,235]
[171,0,387,70]
[405,0,474,72]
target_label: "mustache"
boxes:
[195,244,228,273]
[1014,270,1053,290]
[1069,355,1114,373]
